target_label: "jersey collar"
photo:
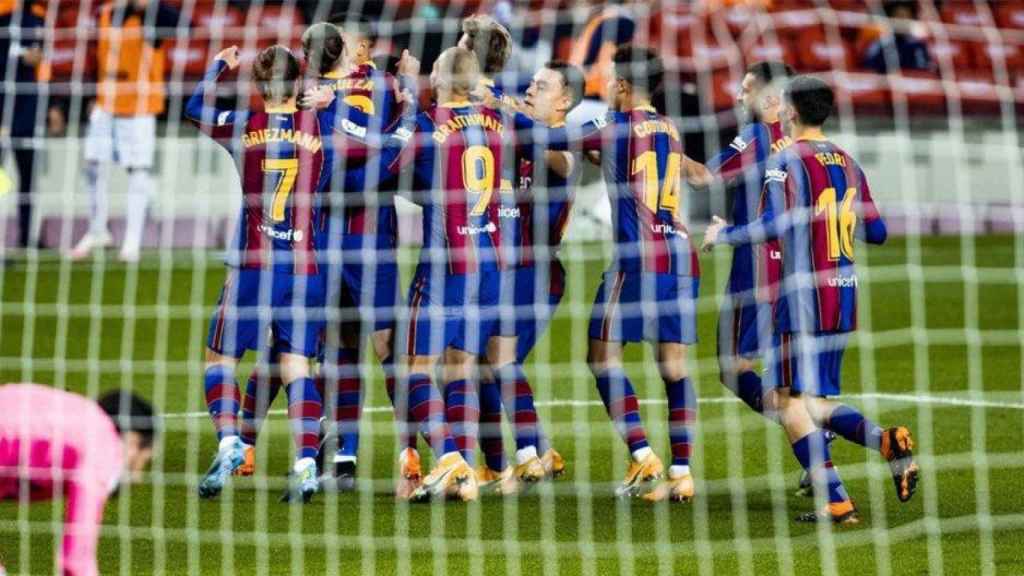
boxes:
[632,104,656,113]
[322,69,345,80]
[265,104,298,113]
[440,101,472,108]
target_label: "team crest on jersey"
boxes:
[766,169,787,183]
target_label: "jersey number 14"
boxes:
[632,151,681,215]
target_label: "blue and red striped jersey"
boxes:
[389,102,505,275]
[509,118,578,268]
[319,62,403,247]
[720,139,887,333]
[187,60,334,275]
[707,120,792,298]
[576,106,699,277]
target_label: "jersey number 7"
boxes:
[262,158,300,223]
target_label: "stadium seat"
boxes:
[973,40,1024,75]
[165,39,210,79]
[995,4,1024,30]
[741,38,796,68]
[708,69,741,110]
[888,70,946,113]
[823,70,889,111]
[929,39,975,71]
[955,73,1004,115]
[791,25,856,71]
[242,4,306,47]
[45,37,97,82]
[940,3,989,29]
[190,2,244,42]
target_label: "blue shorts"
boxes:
[497,262,566,363]
[403,266,500,357]
[327,255,401,334]
[717,293,772,360]
[588,271,699,344]
[766,331,848,397]
[207,268,326,359]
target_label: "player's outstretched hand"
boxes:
[214,46,240,70]
[300,85,336,110]
[702,215,727,252]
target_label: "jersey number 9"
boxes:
[463,145,495,217]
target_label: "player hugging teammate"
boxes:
[185,14,919,521]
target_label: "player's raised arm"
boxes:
[185,46,246,142]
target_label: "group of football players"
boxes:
[186,13,919,523]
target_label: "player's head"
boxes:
[739,61,794,122]
[338,16,377,68]
[97,390,156,483]
[781,75,835,134]
[253,45,302,104]
[431,46,480,100]
[458,14,512,77]
[608,45,664,111]
[525,61,584,124]
[302,22,345,77]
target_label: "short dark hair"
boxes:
[883,0,918,19]
[612,45,664,96]
[301,22,345,76]
[545,60,585,110]
[97,390,157,448]
[253,45,302,101]
[785,75,835,127]
[372,54,401,76]
[746,61,795,86]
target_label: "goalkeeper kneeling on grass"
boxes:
[0,384,156,576]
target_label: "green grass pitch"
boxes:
[1,235,1023,574]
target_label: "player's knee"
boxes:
[659,362,688,383]
[406,354,436,376]
[370,329,393,361]
[277,353,312,384]
[204,350,239,374]
[485,336,516,370]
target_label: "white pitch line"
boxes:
[159,391,1024,419]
